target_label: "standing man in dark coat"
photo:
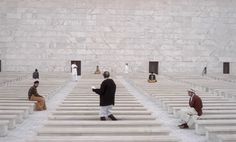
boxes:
[92,71,117,121]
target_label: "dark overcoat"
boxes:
[93,78,116,106]
[189,94,203,116]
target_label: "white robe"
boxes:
[71,64,78,75]
[178,107,199,128]
[124,65,129,73]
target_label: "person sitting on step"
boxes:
[28,81,47,111]
[94,65,101,74]
[92,71,117,121]
[177,89,203,129]
[32,69,39,79]
[148,72,157,83]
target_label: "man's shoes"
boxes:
[100,115,117,121]
[178,123,189,129]
[100,117,106,121]
[108,114,117,121]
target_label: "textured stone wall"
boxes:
[0,0,236,75]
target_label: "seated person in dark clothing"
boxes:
[28,81,46,111]
[92,71,117,121]
[148,72,157,83]
[32,69,39,79]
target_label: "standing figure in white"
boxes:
[124,63,129,74]
[71,62,78,81]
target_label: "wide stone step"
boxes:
[199,114,236,120]
[48,115,156,121]
[0,102,35,107]
[61,101,140,104]
[27,136,180,142]
[201,110,236,115]
[64,98,136,101]
[0,112,24,123]
[59,104,143,107]
[73,88,129,91]
[0,97,28,100]
[52,110,151,115]
[67,95,133,98]
[0,106,30,116]
[0,94,48,99]
[159,97,225,101]
[0,103,35,112]
[150,92,187,95]
[69,92,131,96]
[44,120,162,127]
[71,89,129,95]
[196,119,236,135]
[166,103,236,110]
[206,126,236,142]
[162,100,236,105]
[37,127,170,136]
[0,115,18,129]
[56,107,147,111]
[0,110,27,118]
[172,106,236,115]
[215,134,236,142]
[155,95,222,98]
[0,100,37,104]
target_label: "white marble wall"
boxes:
[0,0,236,75]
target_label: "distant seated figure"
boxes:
[94,65,101,74]
[177,89,203,129]
[28,81,46,111]
[32,69,39,79]
[148,72,157,83]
